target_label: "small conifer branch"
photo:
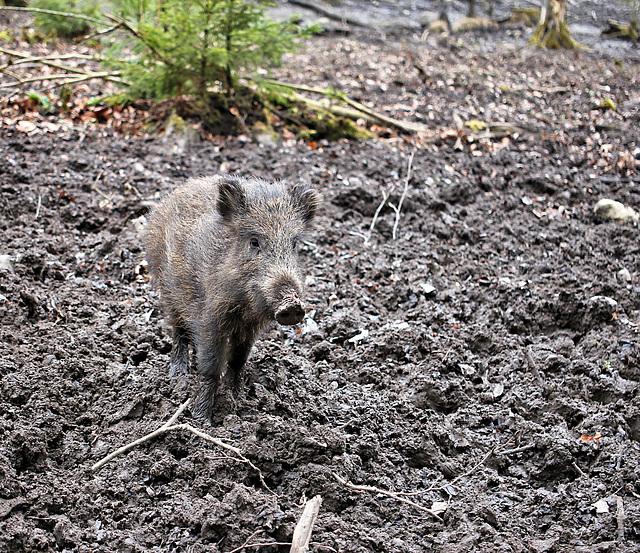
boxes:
[102,12,173,68]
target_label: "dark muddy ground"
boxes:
[2,2,640,552]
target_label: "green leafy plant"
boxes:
[27,91,53,112]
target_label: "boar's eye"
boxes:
[292,238,298,251]
[250,237,261,251]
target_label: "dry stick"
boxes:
[287,0,374,29]
[444,436,517,493]
[366,188,391,244]
[500,443,536,456]
[616,495,625,542]
[399,435,520,498]
[81,23,123,44]
[35,194,42,220]
[0,50,102,69]
[0,71,121,89]
[290,495,322,553]
[102,13,170,68]
[526,346,546,390]
[229,542,292,552]
[160,397,191,428]
[0,47,125,85]
[572,461,586,478]
[226,530,264,553]
[91,398,240,471]
[333,473,443,521]
[92,421,241,471]
[391,149,415,240]
[264,80,432,134]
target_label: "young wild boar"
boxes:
[145,175,320,422]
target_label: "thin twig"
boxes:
[0,49,102,69]
[35,194,42,220]
[445,436,516,492]
[572,461,586,478]
[0,47,125,86]
[500,443,536,455]
[80,22,123,44]
[333,473,443,521]
[396,435,520,497]
[0,71,122,89]
[91,398,242,471]
[160,397,191,428]
[102,12,170,67]
[367,188,390,243]
[391,149,415,240]
[226,530,264,553]
[228,542,292,552]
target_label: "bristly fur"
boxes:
[145,175,320,422]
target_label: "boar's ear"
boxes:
[217,176,247,221]
[291,185,320,224]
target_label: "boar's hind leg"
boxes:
[169,326,190,377]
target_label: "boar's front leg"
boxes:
[226,334,257,393]
[193,323,228,422]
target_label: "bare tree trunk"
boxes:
[530,0,583,49]
[468,0,476,18]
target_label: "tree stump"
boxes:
[530,0,584,49]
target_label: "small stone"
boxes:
[617,268,632,283]
[0,255,14,272]
[592,498,609,514]
[419,282,437,296]
[588,295,618,309]
[593,199,639,223]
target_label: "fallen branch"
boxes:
[0,49,103,70]
[92,398,239,471]
[291,495,322,553]
[0,71,121,89]
[286,0,373,29]
[264,80,432,134]
[333,473,443,521]
[0,47,124,87]
[602,19,639,43]
[287,90,380,125]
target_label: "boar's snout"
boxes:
[275,294,305,325]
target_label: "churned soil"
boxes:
[1,4,640,553]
